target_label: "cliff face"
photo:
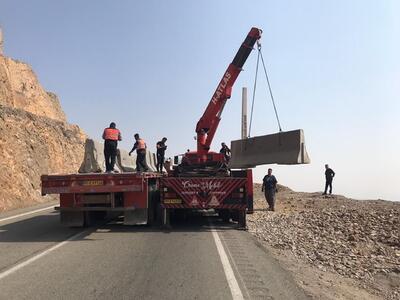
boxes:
[0,55,86,211]
[0,55,66,122]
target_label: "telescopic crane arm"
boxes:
[196,27,262,154]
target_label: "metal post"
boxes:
[241,87,248,139]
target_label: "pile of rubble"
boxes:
[248,184,400,297]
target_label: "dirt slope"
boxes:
[0,54,86,211]
[248,184,400,299]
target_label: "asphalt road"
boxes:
[0,204,309,300]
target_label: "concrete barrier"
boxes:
[116,149,136,172]
[228,129,310,169]
[78,139,157,173]
[116,148,157,172]
[78,139,109,173]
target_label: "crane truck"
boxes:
[160,27,262,227]
[41,27,262,227]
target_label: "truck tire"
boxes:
[148,189,161,226]
[219,209,230,223]
[84,211,108,227]
[84,211,93,227]
[153,202,163,226]
[60,211,85,227]
[231,210,239,222]
[238,209,246,229]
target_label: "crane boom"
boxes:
[196,27,262,154]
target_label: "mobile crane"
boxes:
[177,27,262,175]
[160,27,263,227]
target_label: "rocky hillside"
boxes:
[0,54,86,211]
[248,184,400,300]
[0,55,66,121]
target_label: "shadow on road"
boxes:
[100,214,240,234]
[0,211,239,243]
[0,211,86,243]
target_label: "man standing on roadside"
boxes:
[156,137,167,173]
[102,122,122,173]
[323,164,335,195]
[262,168,278,211]
[129,133,149,172]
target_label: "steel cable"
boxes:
[259,49,282,132]
[248,46,260,137]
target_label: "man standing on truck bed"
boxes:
[102,122,122,173]
[156,137,167,173]
[129,133,149,172]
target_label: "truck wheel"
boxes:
[231,210,239,222]
[238,210,246,229]
[83,211,93,227]
[152,202,164,226]
[148,189,160,226]
[60,211,85,227]
[147,203,155,226]
[84,211,106,227]
[219,209,230,223]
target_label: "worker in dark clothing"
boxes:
[102,122,122,173]
[323,164,335,195]
[262,168,278,211]
[129,133,149,172]
[156,137,167,173]
[219,142,231,162]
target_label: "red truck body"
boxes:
[160,170,253,226]
[40,170,253,227]
[41,172,161,226]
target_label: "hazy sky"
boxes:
[1,1,399,201]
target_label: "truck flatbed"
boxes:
[41,172,162,226]
[41,172,162,195]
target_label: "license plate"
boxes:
[164,199,182,204]
[81,180,103,186]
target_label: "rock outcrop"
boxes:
[0,55,66,122]
[0,54,86,211]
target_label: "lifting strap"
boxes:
[248,41,282,136]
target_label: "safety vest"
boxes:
[136,138,146,150]
[103,128,120,141]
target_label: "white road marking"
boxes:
[0,230,86,280]
[211,229,244,300]
[0,205,55,223]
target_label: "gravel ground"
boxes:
[248,184,400,299]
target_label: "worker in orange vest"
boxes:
[102,122,122,172]
[129,133,149,172]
